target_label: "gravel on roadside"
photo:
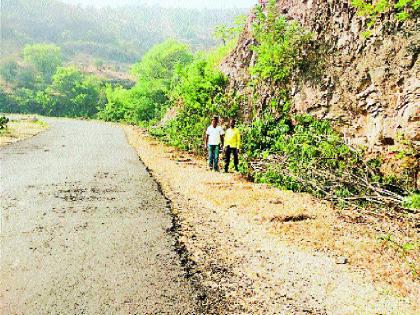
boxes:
[124,126,418,314]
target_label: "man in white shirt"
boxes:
[205,116,225,171]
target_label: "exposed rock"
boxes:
[220,0,419,153]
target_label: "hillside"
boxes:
[1,0,247,65]
[221,0,419,155]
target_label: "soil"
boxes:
[0,116,48,148]
[124,125,419,314]
[0,119,198,314]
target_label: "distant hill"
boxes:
[61,0,256,9]
[1,0,247,65]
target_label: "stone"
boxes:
[336,257,348,264]
[220,0,418,155]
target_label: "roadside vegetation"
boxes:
[0,116,10,129]
[126,1,418,212]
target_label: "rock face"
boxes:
[221,0,419,152]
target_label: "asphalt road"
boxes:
[0,119,197,314]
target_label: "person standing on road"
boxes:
[205,116,225,172]
[224,118,241,173]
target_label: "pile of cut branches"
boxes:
[241,113,418,212]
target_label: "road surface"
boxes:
[0,119,197,314]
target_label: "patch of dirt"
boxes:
[124,125,419,313]
[0,115,48,147]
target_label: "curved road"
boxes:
[0,119,197,314]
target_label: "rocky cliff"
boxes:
[221,0,419,153]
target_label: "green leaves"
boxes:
[0,116,9,129]
[100,40,194,124]
[44,66,103,118]
[250,1,312,84]
[213,14,246,46]
[131,40,193,93]
[23,44,62,84]
[351,0,419,27]
[403,193,420,209]
[151,56,230,153]
[238,109,410,207]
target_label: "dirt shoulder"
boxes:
[125,126,419,314]
[0,115,48,148]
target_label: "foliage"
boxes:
[0,116,9,129]
[23,44,62,83]
[99,82,167,123]
[403,193,420,209]
[0,60,19,83]
[1,64,104,118]
[13,89,42,114]
[98,85,132,122]
[0,60,39,90]
[250,0,313,84]
[351,0,420,27]
[150,57,232,152]
[15,65,39,89]
[131,41,193,93]
[45,67,104,117]
[214,15,247,46]
[99,40,194,123]
[239,110,411,208]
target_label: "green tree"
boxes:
[23,44,62,83]
[251,0,313,84]
[131,40,193,93]
[100,40,194,124]
[0,59,19,83]
[11,88,43,113]
[151,57,230,152]
[98,85,131,122]
[351,0,419,26]
[47,66,103,117]
[0,87,16,113]
[214,15,246,46]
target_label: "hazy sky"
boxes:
[63,0,257,9]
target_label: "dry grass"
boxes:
[0,116,48,148]
[125,125,419,308]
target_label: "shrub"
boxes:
[150,57,232,152]
[351,0,419,27]
[250,0,313,84]
[403,193,420,209]
[99,40,194,124]
[0,116,9,129]
[45,67,104,118]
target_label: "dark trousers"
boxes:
[224,146,239,172]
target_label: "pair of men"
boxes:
[205,116,241,173]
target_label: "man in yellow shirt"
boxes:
[224,118,241,173]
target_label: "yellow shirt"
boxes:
[225,128,241,149]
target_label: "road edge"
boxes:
[130,140,227,314]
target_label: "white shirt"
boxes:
[206,125,225,145]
